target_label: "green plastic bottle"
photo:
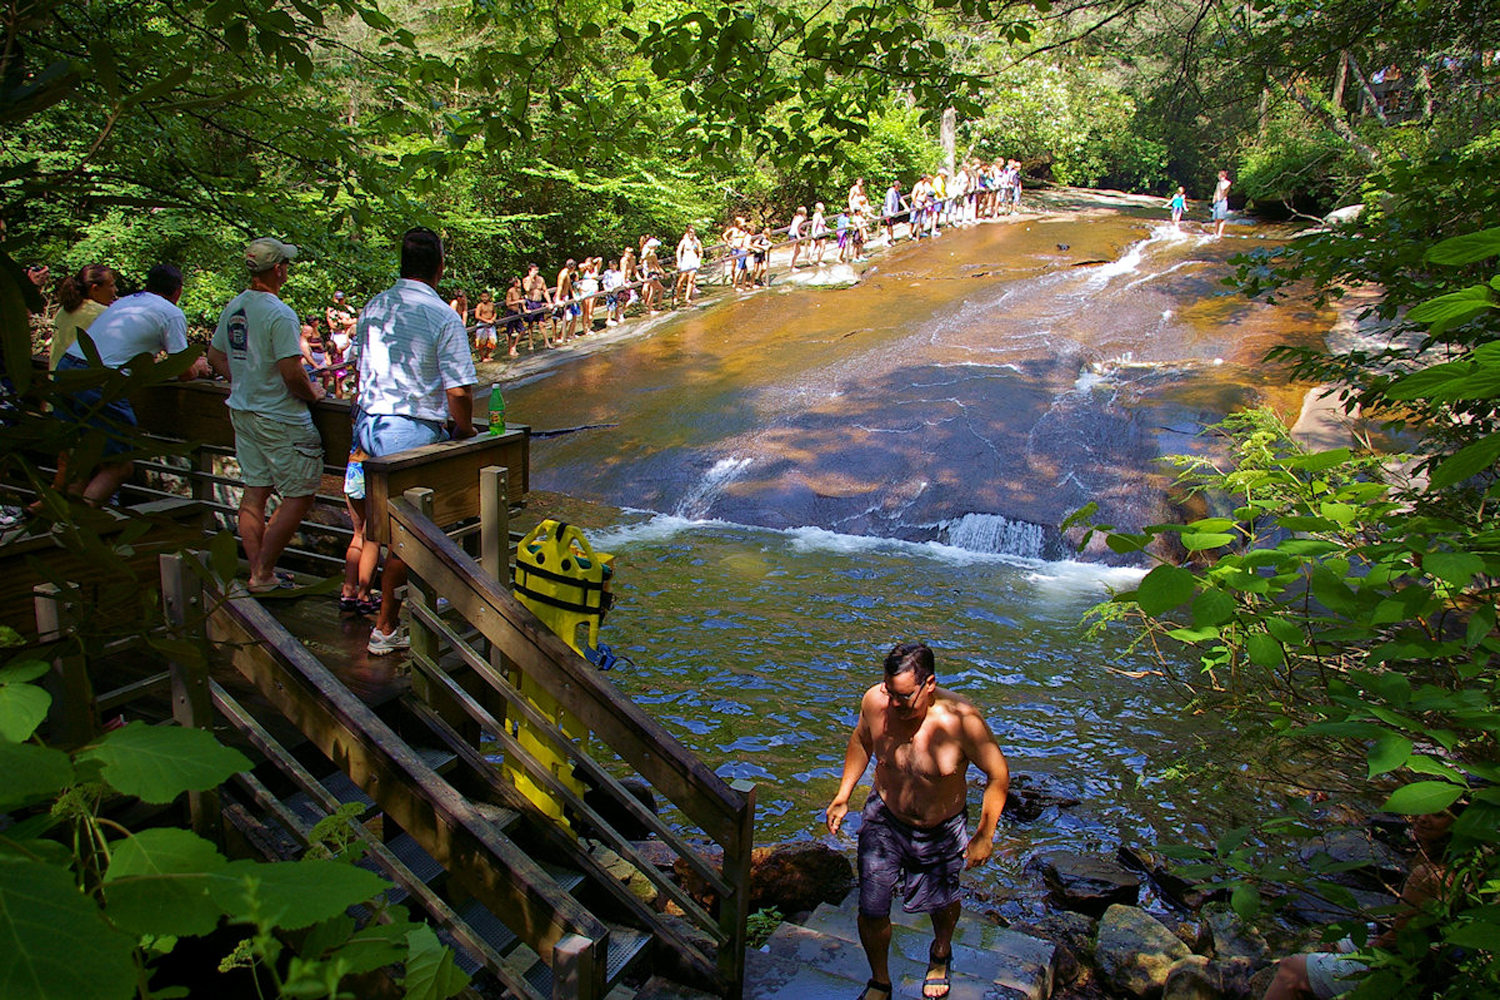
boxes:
[488,384,505,435]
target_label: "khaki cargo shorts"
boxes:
[230,410,323,497]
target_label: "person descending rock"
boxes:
[826,641,1010,1000]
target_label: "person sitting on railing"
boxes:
[50,263,211,508]
[206,238,327,595]
[352,226,478,655]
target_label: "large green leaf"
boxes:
[0,660,52,743]
[1423,551,1486,587]
[1405,285,1494,328]
[1191,589,1236,627]
[1135,564,1196,616]
[0,743,74,812]
[1429,433,1500,489]
[1367,734,1413,778]
[0,860,138,1000]
[207,858,389,931]
[1382,781,1464,815]
[77,722,250,803]
[103,829,229,937]
[1426,226,1500,265]
[402,924,471,1000]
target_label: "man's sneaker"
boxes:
[367,626,409,656]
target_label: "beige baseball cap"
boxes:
[245,237,299,272]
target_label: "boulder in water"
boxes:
[1323,204,1364,227]
[1196,904,1270,967]
[1005,773,1082,821]
[1040,852,1141,915]
[1095,904,1191,998]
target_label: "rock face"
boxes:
[1196,905,1270,967]
[1095,904,1192,998]
[1011,910,1098,987]
[1041,852,1142,916]
[1162,955,1217,1000]
[748,842,854,915]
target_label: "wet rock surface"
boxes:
[1040,853,1143,916]
[1094,904,1192,998]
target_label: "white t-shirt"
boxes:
[355,278,476,422]
[64,291,188,370]
[211,290,311,426]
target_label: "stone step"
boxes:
[762,923,1024,1000]
[799,898,1055,1000]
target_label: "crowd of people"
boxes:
[432,158,1034,357]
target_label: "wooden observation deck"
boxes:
[7,379,755,1000]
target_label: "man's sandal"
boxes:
[924,947,953,999]
[856,979,892,1000]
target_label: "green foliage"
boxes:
[0,667,469,999]
[745,907,784,949]
[1078,401,1500,995]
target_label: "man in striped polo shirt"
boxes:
[353,227,478,655]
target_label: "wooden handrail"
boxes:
[386,495,752,853]
[203,578,609,990]
[363,429,529,544]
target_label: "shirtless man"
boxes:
[473,290,497,362]
[522,263,554,347]
[555,259,578,342]
[826,641,1010,1000]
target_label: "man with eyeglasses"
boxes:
[825,641,1010,1000]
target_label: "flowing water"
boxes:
[498,195,1333,916]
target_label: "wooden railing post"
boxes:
[479,465,509,581]
[404,487,439,686]
[719,780,757,1000]
[160,552,221,844]
[550,933,600,1000]
[34,583,96,748]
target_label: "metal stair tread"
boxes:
[448,861,606,978]
[522,925,651,998]
[355,832,443,904]
[281,770,375,827]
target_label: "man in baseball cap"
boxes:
[209,236,324,593]
[245,237,298,271]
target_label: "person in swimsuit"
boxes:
[1169,186,1187,230]
[810,203,830,265]
[522,263,555,348]
[787,208,808,270]
[473,290,497,361]
[675,227,702,305]
[578,258,601,333]
[826,642,1010,1000]
[503,277,525,355]
[555,259,578,342]
[750,225,772,286]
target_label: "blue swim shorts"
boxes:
[857,792,967,917]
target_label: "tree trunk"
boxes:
[1332,50,1348,109]
[1281,78,1381,168]
[1345,53,1390,125]
[941,107,956,177]
[1417,63,1434,119]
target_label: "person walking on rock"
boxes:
[825,641,1010,1000]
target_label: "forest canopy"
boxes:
[5,0,1491,318]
